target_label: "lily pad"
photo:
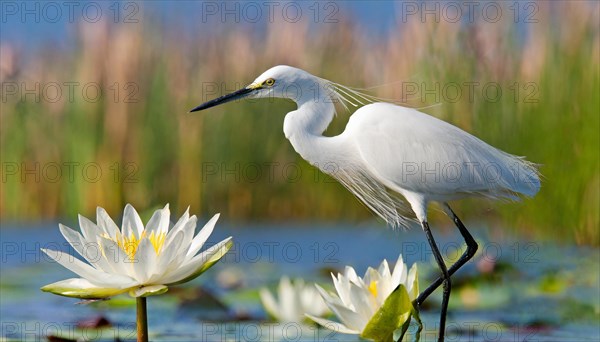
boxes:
[361,284,413,342]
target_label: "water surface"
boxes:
[1,223,598,341]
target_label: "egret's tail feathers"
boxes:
[504,158,541,198]
[479,152,541,201]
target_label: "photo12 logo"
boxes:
[1,1,140,24]
[1,321,136,341]
[199,1,339,24]
[399,1,539,24]
[1,82,139,104]
[400,81,539,104]
[1,162,139,184]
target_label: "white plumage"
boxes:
[246,65,542,227]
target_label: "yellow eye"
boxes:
[264,78,275,86]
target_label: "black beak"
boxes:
[190,87,256,112]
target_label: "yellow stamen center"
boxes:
[368,280,378,298]
[118,233,140,259]
[105,230,167,260]
[148,231,166,254]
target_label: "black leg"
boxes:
[421,220,450,341]
[417,204,478,306]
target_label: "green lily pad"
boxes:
[361,284,413,342]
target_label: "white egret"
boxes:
[190,65,540,341]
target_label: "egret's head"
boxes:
[190,65,314,112]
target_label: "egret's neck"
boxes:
[283,83,338,165]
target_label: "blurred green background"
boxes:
[1,1,598,245]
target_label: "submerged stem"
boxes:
[136,297,148,342]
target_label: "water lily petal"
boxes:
[362,267,375,285]
[158,231,186,273]
[59,224,112,273]
[185,213,220,260]
[133,237,157,283]
[41,278,129,299]
[77,215,95,242]
[305,315,360,335]
[164,215,195,256]
[96,207,120,239]
[407,263,419,301]
[278,276,297,322]
[122,204,144,239]
[378,277,394,304]
[170,207,190,233]
[129,284,168,297]
[300,283,329,317]
[328,298,369,331]
[344,266,359,282]
[259,288,280,320]
[332,272,353,307]
[260,278,330,324]
[78,215,107,247]
[363,267,385,307]
[145,231,185,285]
[391,254,407,287]
[378,259,391,279]
[377,259,393,298]
[315,284,344,307]
[348,280,376,321]
[164,237,232,285]
[98,236,136,278]
[42,249,135,288]
[179,215,197,248]
[315,285,365,331]
[145,204,170,236]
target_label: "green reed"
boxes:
[1,2,597,245]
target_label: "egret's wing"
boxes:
[347,103,540,199]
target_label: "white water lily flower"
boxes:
[41,204,233,298]
[259,276,330,323]
[307,255,419,339]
